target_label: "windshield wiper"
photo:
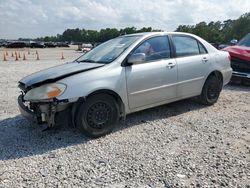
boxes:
[77,59,97,63]
[77,59,107,64]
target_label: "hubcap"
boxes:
[86,102,111,129]
[207,83,219,100]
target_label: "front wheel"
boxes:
[76,94,119,138]
[198,75,222,105]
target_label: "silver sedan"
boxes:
[18,32,232,137]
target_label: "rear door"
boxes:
[125,36,178,109]
[171,35,210,97]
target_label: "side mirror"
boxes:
[230,39,238,45]
[127,53,146,65]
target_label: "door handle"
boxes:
[202,57,208,63]
[166,62,176,69]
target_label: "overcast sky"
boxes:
[0,0,249,39]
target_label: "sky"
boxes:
[0,0,249,39]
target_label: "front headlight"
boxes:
[24,83,66,101]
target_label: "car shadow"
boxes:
[0,98,206,161]
[117,98,206,132]
[0,115,89,161]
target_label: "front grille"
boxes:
[231,57,250,73]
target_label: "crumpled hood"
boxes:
[19,62,104,89]
[223,45,250,62]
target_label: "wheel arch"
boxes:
[71,89,126,128]
[88,89,125,119]
[205,70,223,90]
[73,89,125,120]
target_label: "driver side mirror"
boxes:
[127,53,146,65]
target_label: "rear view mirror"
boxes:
[230,39,238,45]
[127,53,146,64]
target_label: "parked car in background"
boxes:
[81,43,93,53]
[222,33,250,83]
[218,39,238,50]
[30,42,45,48]
[44,42,57,48]
[218,44,229,50]
[18,32,232,138]
[6,41,27,48]
[210,43,219,49]
[82,47,92,53]
[0,40,7,47]
[56,42,70,47]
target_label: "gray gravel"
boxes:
[0,57,250,187]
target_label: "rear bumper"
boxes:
[221,68,233,86]
[18,95,38,123]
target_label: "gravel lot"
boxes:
[0,47,249,187]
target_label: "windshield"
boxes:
[77,35,141,64]
[238,33,250,47]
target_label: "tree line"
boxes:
[36,27,162,43]
[176,12,250,44]
[36,12,249,44]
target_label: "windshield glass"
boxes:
[238,34,250,47]
[77,35,141,64]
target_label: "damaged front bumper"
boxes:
[18,95,37,123]
[231,57,250,83]
[18,94,70,127]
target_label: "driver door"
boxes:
[125,36,178,109]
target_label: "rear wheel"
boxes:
[198,75,222,105]
[76,94,119,138]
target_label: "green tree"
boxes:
[175,12,250,44]
[36,12,250,44]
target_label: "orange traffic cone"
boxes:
[36,53,40,60]
[61,52,65,60]
[23,53,26,60]
[15,54,18,61]
[3,53,7,61]
[11,52,14,57]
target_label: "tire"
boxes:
[198,75,222,105]
[76,94,119,138]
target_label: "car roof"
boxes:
[123,32,197,37]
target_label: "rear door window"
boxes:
[172,36,200,57]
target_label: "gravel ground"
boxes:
[0,47,249,187]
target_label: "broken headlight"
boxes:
[24,83,66,101]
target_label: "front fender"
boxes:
[56,65,130,113]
